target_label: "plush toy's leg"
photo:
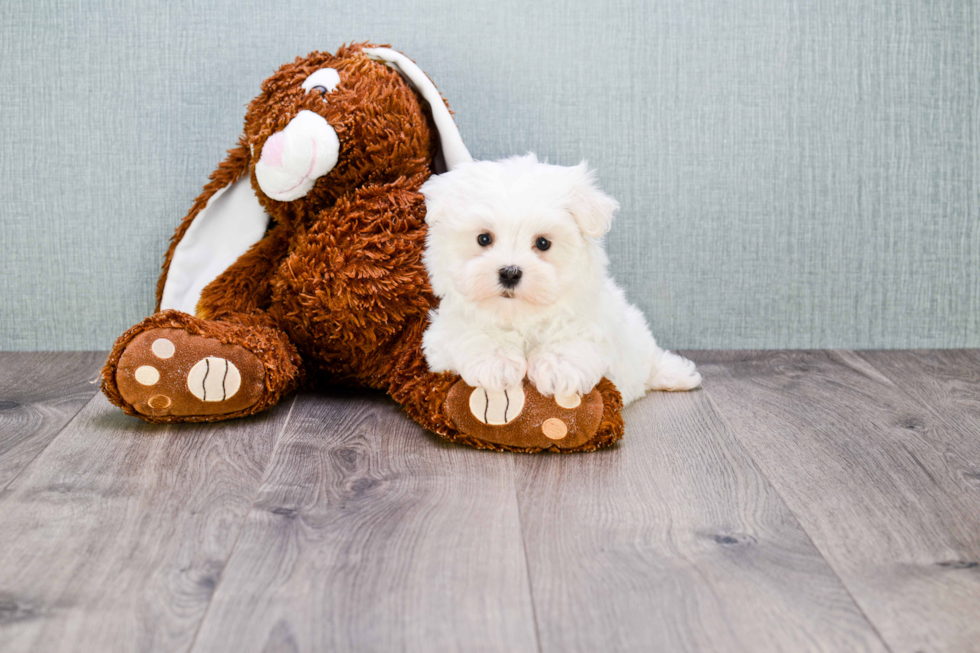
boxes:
[386,329,624,453]
[101,310,302,423]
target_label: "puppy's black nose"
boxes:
[498,266,523,289]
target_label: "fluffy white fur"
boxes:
[420,154,701,405]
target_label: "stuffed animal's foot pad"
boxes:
[446,378,603,451]
[186,357,242,401]
[468,386,526,425]
[115,328,265,418]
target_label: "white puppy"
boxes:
[419,154,700,406]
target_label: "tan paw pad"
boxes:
[541,418,568,440]
[187,357,242,402]
[151,338,175,359]
[147,395,172,409]
[555,393,581,409]
[469,385,525,425]
[135,366,160,385]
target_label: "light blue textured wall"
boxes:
[1,0,977,350]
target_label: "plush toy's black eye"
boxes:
[477,233,493,247]
[535,236,551,251]
[312,85,327,98]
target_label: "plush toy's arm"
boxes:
[195,221,290,319]
[276,176,437,364]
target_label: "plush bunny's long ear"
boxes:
[364,48,472,173]
[157,143,270,315]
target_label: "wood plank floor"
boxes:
[0,351,977,653]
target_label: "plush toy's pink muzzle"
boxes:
[254,110,340,202]
[260,132,286,169]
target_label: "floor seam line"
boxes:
[0,387,102,501]
[700,370,898,653]
[512,454,545,653]
[183,394,299,653]
[854,349,980,439]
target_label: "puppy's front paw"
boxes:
[528,351,603,398]
[648,351,702,391]
[459,351,527,392]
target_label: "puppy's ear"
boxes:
[565,162,619,238]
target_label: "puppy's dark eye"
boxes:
[312,86,327,98]
[534,236,551,251]
[477,233,493,247]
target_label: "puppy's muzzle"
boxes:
[498,266,523,289]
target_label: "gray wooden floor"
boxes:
[0,351,978,653]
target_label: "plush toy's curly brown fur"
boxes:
[102,42,624,452]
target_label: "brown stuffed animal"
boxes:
[101,43,624,452]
